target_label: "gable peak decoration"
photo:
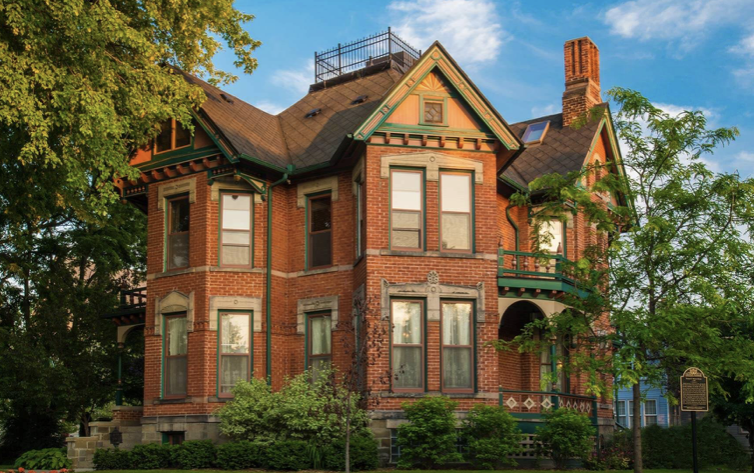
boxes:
[416,72,452,94]
[352,42,522,150]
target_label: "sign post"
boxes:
[680,367,708,473]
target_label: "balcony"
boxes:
[497,249,586,298]
[103,287,147,326]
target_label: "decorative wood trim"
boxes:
[297,176,339,208]
[208,296,262,332]
[155,290,195,335]
[157,178,197,209]
[297,295,339,334]
[380,151,483,184]
[210,177,264,204]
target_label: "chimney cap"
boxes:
[565,36,599,49]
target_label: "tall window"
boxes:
[616,401,627,427]
[441,301,473,391]
[644,400,658,426]
[440,172,472,252]
[391,170,423,250]
[539,219,563,254]
[165,314,188,397]
[307,313,332,382]
[156,119,191,154]
[220,193,252,267]
[628,400,635,428]
[391,300,423,391]
[356,178,366,259]
[167,196,190,270]
[539,337,568,392]
[219,312,251,395]
[308,194,332,269]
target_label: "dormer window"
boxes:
[522,121,550,145]
[156,119,191,154]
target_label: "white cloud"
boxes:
[388,0,508,65]
[271,60,313,96]
[531,103,559,118]
[730,32,754,56]
[254,100,286,115]
[730,33,754,89]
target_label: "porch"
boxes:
[497,248,588,298]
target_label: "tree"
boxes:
[504,88,754,473]
[712,349,754,472]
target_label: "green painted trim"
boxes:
[497,174,528,193]
[142,146,220,171]
[302,310,331,372]
[369,140,496,154]
[162,198,169,273]
[160,315,166,398]
[387,297,428,393]
[388,166,427,251]
[193,111,239,163]
[418,95,449,127]
[238,153,286,173]
[216,309,255,397]
[378,123,496,139]
[216,310,221,397]
[162,433,169,445]
[217,189,255,269]
[550,343,557,392]
[303,190,332,271]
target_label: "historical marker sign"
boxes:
[681,367,708,412]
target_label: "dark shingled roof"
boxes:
[182,66,403,171]
[502,104,607,188]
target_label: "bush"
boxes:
[583,429,632,470]
[215,440,264,469]
[131,443,173,469]
[171,440,216,469]
[535,408,595,469]
[322,433,379,471]
[93,447,135,470]
[397,396,463,469]
[263,439,311,470]
[14,448,71,470]
[461,404,522,469]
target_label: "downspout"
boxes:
[266,165,294,385]
[505,203,520,274]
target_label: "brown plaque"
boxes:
[680,367,708,412]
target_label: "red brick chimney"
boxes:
[562,37,601,127]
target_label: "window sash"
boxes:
[155,119,192,154]
[390,170,423,250]
[167,197,190,270]
[164,315,188,397]
[391,300,424,392]
[308,313,332,383]
[220,193,252,268]
[356,178,365,258]
[308,194,333,269]
[441,302,473,392]
[440,172,472,252]
[219,312,251,395]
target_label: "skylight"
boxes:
[522,121,550,144]
[351,95,368,105]
[305,108,322,118]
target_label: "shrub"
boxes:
[263,439,311,470]
[397,396,463,469]
[131,443,173,469]
[583,429,632,470]
[535,408,595,469]
[171,440,216,469]
[215,440,264,469]
[322,433,380,471]
[13,448,71,470]
[93,447,135,470]
[461,404,522,469]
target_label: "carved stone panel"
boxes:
[381,272,485,322]
[209,177,264,204]
[297,295,339,334]
[380,151,484,184]
[208,296,263,332]
[157,178,197,210]
[296,176,339,208]
[155,290,194,335]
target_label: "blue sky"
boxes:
[210,0,754,176]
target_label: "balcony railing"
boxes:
[104,287,147,324]
[497,248,588,297]
[499,388,598,422]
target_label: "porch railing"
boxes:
[497,249,575,284]
[498,388,598,424]
[119,287,146,312]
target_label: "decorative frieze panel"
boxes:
[381,271,485,322]
[208,296,263,332]
[380,151,483,184]
[297,176,339,208]
[297,295,339,334]
[154,290,195,334]
[157,178,197,209]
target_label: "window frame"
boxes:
[219,191,254,269]
[419,95,448,127]
[643,399,658,426]
[538,218,565,255]
[306,311,333,381]
[522,120,550,145]
[163,313,188,399]
[217,310,253,398]
[440,300,475,393]
[166,195,190,271]
[439,171,474,254]
[390,298,426,393]
[306,192,334,270]
[355,176,366,260]
[616,400,628,427]
[154,118,193,155]
[389,168,425,251]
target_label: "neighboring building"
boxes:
[615,382,671,428]
[67,29,628,467]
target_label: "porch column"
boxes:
[116,342,124,406]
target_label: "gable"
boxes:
[129,117,222,170]
[353,43,521,151]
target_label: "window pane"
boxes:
[170,199,190,232]
[645,400,657,415]
[310,197,331,232]
[392,211,420,230]
[441,213,470,250]
[223,230,250,245]
[443,347,472,389]
[540,220,563,253]
[393,347,422,388]
[392,301,422,344]
[441,174,470,213]
[174,120,191,148]
[310,357,331,383]
[221,313,250,354]
[168,233,189,269]
[156,121,172,152]
[645,416,657,426]
[392,229,420,249]
[523,121,549,143]
[222,245,250,266]
[167,317,187,355]
[166,357,187,396]
[424,102,443,123]
[442,303,471,345]
[220,356,248,393]
[617,402,626,416]
[310,232,332,267]
[310,316,332,355]
[392,172,421,210]
[222,195,251,230]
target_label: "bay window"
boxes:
[307,313,332,382]
[390,170,423,250]
[441,301,473,391]
[440,172,472,252]
[308,194,332,269]
[167,196,190,270]
[219,312,251,395]
[165,314,188,397]
[220,193,252,267]
[391,300,424,391]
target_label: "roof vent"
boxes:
[523,121,550,145]
[351,95,368,105]
[220,93,234,104]
[305,108,322,118]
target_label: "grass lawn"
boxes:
[90,470,747,473]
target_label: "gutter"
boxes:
[266,164,295,385]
